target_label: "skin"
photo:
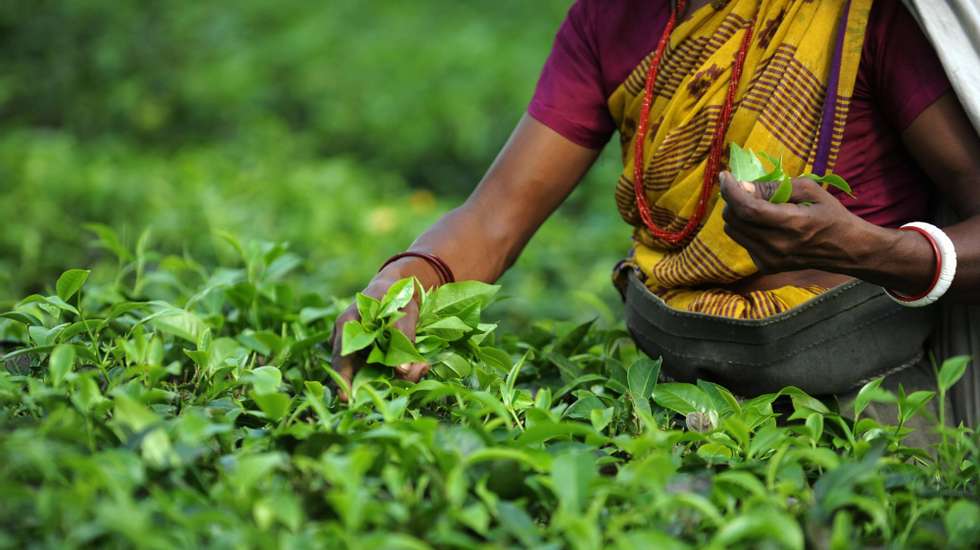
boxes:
[720,93,980,301]
[331,10,980,392]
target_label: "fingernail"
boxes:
[396,364,411,374]
[740,181,755,192]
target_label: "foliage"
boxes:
[729,144,853,203]
[0,0,570,186]
[2,2,977,547]
[1,243,977,549]
[0,0,626,322]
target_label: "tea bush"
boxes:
[0,240,977,549]
[2,1,977,547]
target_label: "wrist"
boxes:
[851,223,935,295]
[375,256,443,290]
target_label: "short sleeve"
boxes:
[527,0,615,149]
[867,2,952,131]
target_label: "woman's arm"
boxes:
[332,114,601,387]
[394,114,602,285]
[720,92,980,302]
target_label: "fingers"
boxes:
[720,172,789,228]
[389,299,429,381]
[750,180,781,202]
[395,362,430,382]
[788,177,828,204]
[392,300,419,342]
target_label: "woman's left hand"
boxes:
[718,170,876,274]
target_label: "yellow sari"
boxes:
[610,0,872,319]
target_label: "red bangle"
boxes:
[379,252,456,285]
[886,225,942,302]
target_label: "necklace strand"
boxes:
[632,0,756,245]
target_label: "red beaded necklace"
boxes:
[632,0,756,245]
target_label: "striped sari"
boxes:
[610,0,872,319]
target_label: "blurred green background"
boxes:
[0,0,627,326]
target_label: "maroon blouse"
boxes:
[528,1,952,228]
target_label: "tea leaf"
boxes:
[729,143,766,182]
[551,450,596,513]
[421,280,499,320]
[252,391,291,421]
[382,328,424,366]
[769,176,794,204]
[804,172,855,197]
[938,356,970,393]
[341,320,376,356]
[48,344,75,386]
[356,293,382,322]
[654,383,712,415]
[379,277,416,317]
[853,377,894,419]
[55,269,90,302]
[249,365,283,395]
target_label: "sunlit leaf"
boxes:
[55,269,90,302]
[729,143,766,182]
[938,356,971,393]
[341,320,376,356]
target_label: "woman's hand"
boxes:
[330,258,437,399]
[328,116,601,398]
[719,171,872,273]
[719,171,934,295]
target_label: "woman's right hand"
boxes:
[330,259,435,399]
[328,115,604,398]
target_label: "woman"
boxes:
[332,0,980,426]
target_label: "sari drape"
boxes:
[610,0,872,319]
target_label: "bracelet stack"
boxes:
[379,252,456,286]
[885,222,957,308]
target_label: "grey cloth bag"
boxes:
[623,272,937,398]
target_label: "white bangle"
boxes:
[885,222,957,308]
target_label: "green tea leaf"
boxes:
[628,357,660,401]
[421,280,499,320]
[249,365,283,395]
[419,316,472,341]
[341,320,376,356]
[804,172,854,197]
[379,277,415,317]
[0,311,43,326]
[945,500,980,548]
[853,377,889,419]
[708,509,803,550]
[252,391,291,421]
[757,152,785,182]
[355,293,381,323]
[938,356,971,393]
[565,392,605,420]
[438,351,472,378]
[551,450,595,513]
[899,390,934,424]
[150,305,207,344]
[729,143,766,182]
[382,328,424,366]
[628,357,660,416]
[654,383,713,415]
[55,269,90,302]
[806,412,824,442]
[590,407,614,432]
[48,344,75,386]
[769,176,793,204]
